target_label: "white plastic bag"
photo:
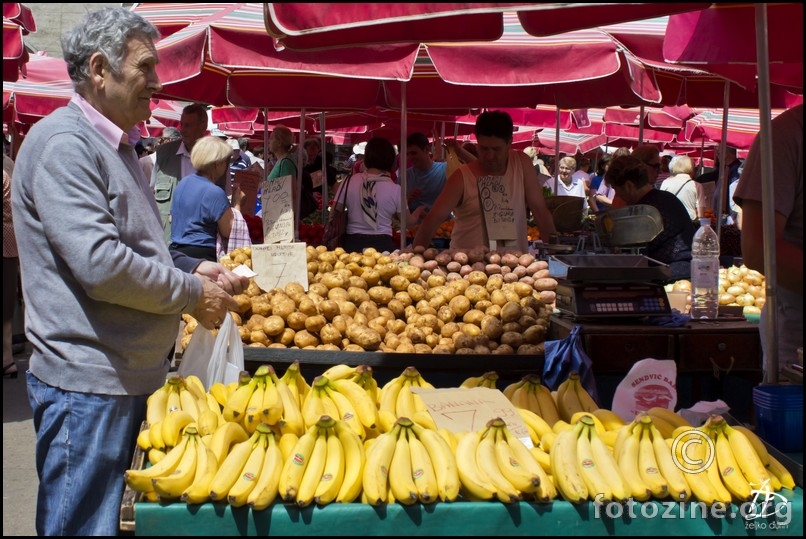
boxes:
[177,314,244,390]
[611,358,678,422]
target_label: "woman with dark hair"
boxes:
[333,137,424,253]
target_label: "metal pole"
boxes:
[553,106,560,193]
[638,104,645,144]
[399,82,408,251]
[754,3,778,382]
[320,112,327,225]
[296,109,306,242]
[714,82,730,243]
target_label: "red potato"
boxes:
[525,261,542,276]
[485,264,502,274]
[533,278,557,291]
[538,290,556,304]
[518,253,536,267]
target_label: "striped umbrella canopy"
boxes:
[681,108,788,150]
[528,129,609,155]
[3,3,36,82]
[263,2,709,51]
[663,3,803,93]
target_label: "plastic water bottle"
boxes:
[690,217,720,319]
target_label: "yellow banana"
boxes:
[222,376,258,423]
[124,433,192,493]
[137,428,153,451]
[351,365,381,407]
[493,425,540,495]
[558,377,584,422]
[146,381,171,427]
[246,431,283,511]
[455,428,496,501]
[314,424,345,506]
[161,410,195,449]
[406,427,438,504]
[570,412,607,436]
[502,378,526,401]
[731,425,770,467]
[209,435,256,501]
[616,424,652,501]
[379,375,405,416]
[321,363,357,381]
[410,422,460,502]
[478,371,499,389]
[766,454,796,490]
[377,409,397,434]
[575,420,612,501]
[300,384,328,429]
[412,371,434,390]
[182,374,207,402]
[334,419,366,503]
[275,378,304,436]
[152,430,200,500]
[699,426,733,504]
[459,374,484,389]
[647,414,677,440]
[552,419,574,434]
[165,381,182,415]
[587,422,631,502]
[476,426,521,503]
[549,424,588,503]
[227,428,269,507]
[647,407,691,429]
[362,424,401,505]
[323,384,364,439]
[530,446,552,475]
[672,434,721,505]
[260,376,283,426]
[209,382,229,409]
[278,432,299,462]
[197,408,220,437]
[181,441,219,505]
[534,383,561,426]
[638,422,669,498]
[598,429,620,448]
[723,423,772,490]
[715,430,752,501]
[315,386,342,424]
[295,424,328,508]
[388,425,418,505]
[648,424,690,502]
[540,430,556,453]
[517,407,553,441]
[330,378,378,430]
[242,378,266,434]
[573,378,599,413]
[208,421,250,466]
[148,419,165,450]
[395,380,418,421]
[592,409,627,431]
[411,409,437,431]
[278,425,319,503]
[509,384,532,411]
[500,425,554,501]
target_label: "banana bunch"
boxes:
[378,367,436,432]
[731,425,796,491]
[139,374,223,464]
[459,371,499,390]
[504,374,561,426]
[644,406,691,438]
[126,425,216,502]
[278,415,365,506]
[300,375,378,439]
[362,417,460,505]
[347,365,381,410]
[220,366,288,435]
[279,360,311,410]
[554,371,599,422]
[455,418,555,503]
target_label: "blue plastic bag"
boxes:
[542,325,600,405]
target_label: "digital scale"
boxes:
[549,254,672,320]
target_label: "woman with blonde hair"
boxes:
[170,136,243,261]
[661,154,699,221]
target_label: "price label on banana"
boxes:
[410,387,532,447]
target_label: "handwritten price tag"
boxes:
[261,175,294,244]
[251,242,309,292]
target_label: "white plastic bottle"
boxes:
[690,217,720,319]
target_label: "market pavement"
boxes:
[3,344,37,537]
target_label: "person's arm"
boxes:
[217,207,235,240]
[412,168,464,248]
[740,200,802,294]
[444,138,477,164]
[521,153,557,237]
[170,251,249,296]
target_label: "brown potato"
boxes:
[427,273,447,288]
[335,300,356,318]
[327,287,349,302]
[415,300,437,317]
[500,331,524,349]
[304,314,327,334]
[386,318,407,335]
[331,314,349,334]
[284,282,306,303]
[317,299,341,321]
[481,316,504,341]
[294,330,320,349]
[277,328,296,346]
[538,290,556,304]
[441,321,461,339]
[485,304,502,318]
[285,311,308,331]
[297,297,318,317]
[250,329,270,346]
[464,284,490,305]
[271,298,296,320]
[462,309,485,326]
[368,286,394,305]
[492,344,515,355]
[533,278,558,292]
[523,325,546,344]
[247,314,267,333]
[346,325,382,350]
[387,298,406,318]
[399,264,422,282]
[263,315,286,336]
[358,301,381,321]
[500,301,523,323]
[232,294,253,315]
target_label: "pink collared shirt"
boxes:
[70,94,141,150]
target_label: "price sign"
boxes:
[261,174,294,244]
[478,175,517,242]
[233,165,262,215]
[251,242,309,292]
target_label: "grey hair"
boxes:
[61,7,159,94]
[668,155,694,176]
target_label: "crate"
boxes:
[753,384,803,453]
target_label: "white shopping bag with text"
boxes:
[611,358,677,422]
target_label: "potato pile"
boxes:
[182,245,557,355]
[665,264,766,316]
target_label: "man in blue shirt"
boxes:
[405,132,448,212]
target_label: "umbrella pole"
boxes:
[714,83,730,243]
[754,3,779,382]
[399,82,408,251]
[553,106,560,193]
[320,112,327,225]
[638,104,645,143]
[297,109,306,242]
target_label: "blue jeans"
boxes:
[27,371,148,536]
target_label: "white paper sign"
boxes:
[410,386,532,447]
[261,174,294,244]
[478,175,517,241]
[251,242,309,292]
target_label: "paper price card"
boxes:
[251,242,309,293]
[261,174,294,244]
[409,387,533,447]
[233,166,263,216]
[477,175,517,241]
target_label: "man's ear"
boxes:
[88,52,107,87]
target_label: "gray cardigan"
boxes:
[11,103,203,395]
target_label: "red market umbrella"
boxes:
[2,54,72,127]
[663,3,803,93]
[3,3,36,82]
[263,2,709,51]
[681,108,788,150]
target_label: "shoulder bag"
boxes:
[322,173,354,250]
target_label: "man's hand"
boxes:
[191,275,240,330]
[194,261,249,295]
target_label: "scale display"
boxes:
[555,282,671,319]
